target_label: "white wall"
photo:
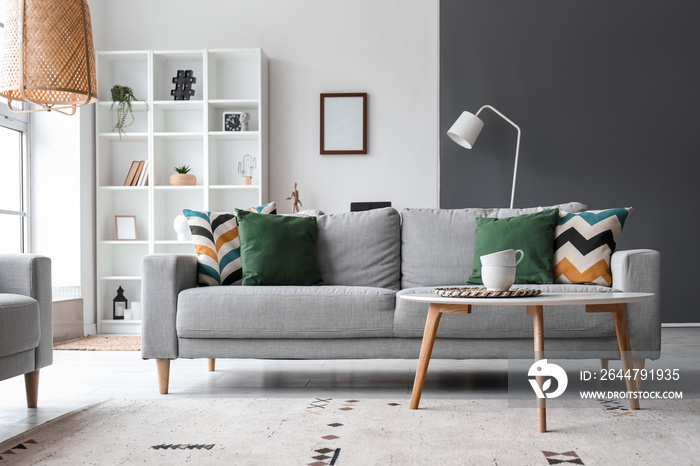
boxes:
[30,111,81,288]
[87,0,439,213]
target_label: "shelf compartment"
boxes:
[153,136,204,186]
[97,138,149,187]
[154,188,204,241]
[97,101,149,134]
[208,105,259,132]
[97,189,149,242]
[97,51,150,103]
[153,51,205,101]
[98,243,149,277]
[208,49,261,100]
[98,273,142,332]
[209,137,260,186]
[153,101,204,133]
[209,187,261,213]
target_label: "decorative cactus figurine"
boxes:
[237,154,257,185]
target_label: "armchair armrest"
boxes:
[611,249,662,358]
[0,254,53,370]
[141,254,198,360]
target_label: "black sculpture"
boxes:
[171,70,196,100]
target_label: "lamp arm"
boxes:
[475,105,521,209]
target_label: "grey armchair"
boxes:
[0,254,52,407]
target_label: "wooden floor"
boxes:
[1,327,698,442]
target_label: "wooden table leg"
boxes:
[611,305,640,410]
[410,304,443,409]
[527,305,546,433]
[587,303,640,410]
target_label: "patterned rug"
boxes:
[53,335,141,351]
[0,398,698,465]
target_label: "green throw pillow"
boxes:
[466,209,559,285]
[236,209,324,286]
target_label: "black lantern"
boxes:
[113,286,127,320]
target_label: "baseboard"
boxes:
[84,323,97,335]
[662,323,700,328]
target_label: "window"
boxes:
[0,0,30,253]
[0,121,29,253]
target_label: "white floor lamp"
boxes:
[447,105,521,209]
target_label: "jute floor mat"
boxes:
[53,335,141,351]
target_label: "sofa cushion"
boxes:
[467,209,559,285]
[0,294,40,358]
[237,210,323,286]
[394,285,618,339]
[400,202,587,288]
[553,208,632,286]
[176,286,396,338]
[316,207,401,290]
[183,202,277,286]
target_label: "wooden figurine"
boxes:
[286,182,303,213]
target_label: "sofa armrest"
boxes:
[0,254,53,370]
[142,254,198,359]
[610,249,662,358]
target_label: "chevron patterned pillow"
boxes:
[183,202,277,286]
[552,208,632,286]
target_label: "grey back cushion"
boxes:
[400,202,587,289]
[316,207,401,290]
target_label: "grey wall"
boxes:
[440,1,700,323]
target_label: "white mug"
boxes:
[480,249,524,267]
[482,265,516,291]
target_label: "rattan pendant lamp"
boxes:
[0,0,97,115]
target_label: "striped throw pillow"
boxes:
[552,208,632,286]
[184,202,276,286]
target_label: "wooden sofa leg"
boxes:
[207,358,215,372]
[599,359,609,371]
[157,359,170,394]
[24,370,39,408]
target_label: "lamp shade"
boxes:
[447,111,484,149]
[0,0,97,114]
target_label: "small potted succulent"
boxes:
[170,165,197,186]
[111,85,147,137]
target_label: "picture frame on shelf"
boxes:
[223,111,250,132]
[115,216,137,241]
[320,93,368,154]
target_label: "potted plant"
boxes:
[111,85,148,137]
[170,165,197,186]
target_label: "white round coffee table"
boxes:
[399,292,654,433]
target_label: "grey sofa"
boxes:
[142,203,661,394]
[0,254,52,407]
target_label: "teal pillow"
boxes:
[236,209,324,286]
[467,209,559,285]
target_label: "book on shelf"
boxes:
[130,161,144,186]
[135,161,149,186]
[123,161,140,186]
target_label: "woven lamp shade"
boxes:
[0,0,97,114]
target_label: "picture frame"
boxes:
[115,216,137,241]
[223,111,250,132]
[320,93,367,154]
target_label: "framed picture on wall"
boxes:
[115,216,137,241]
[320,93,368,154]
[223,111,250,132]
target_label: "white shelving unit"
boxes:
[96,49,269,334]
